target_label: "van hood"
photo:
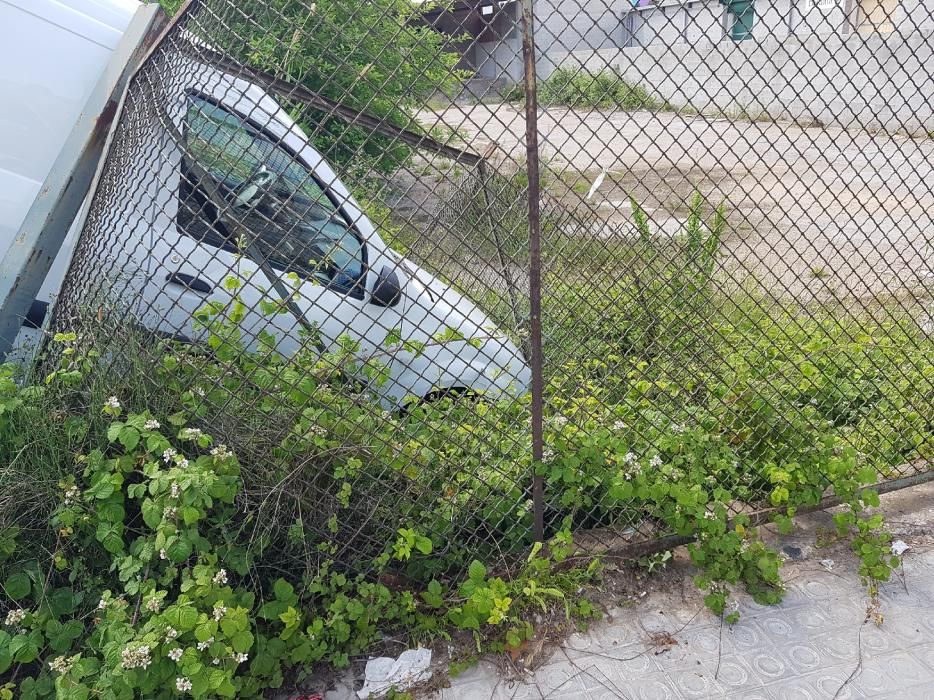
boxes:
[390,253,508,340]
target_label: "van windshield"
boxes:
[177,95,365,296]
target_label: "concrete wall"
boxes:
[551,28,934,133]
[470,0,934,134]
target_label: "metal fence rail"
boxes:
[48,0,934,581]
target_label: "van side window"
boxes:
[177,95,366,297]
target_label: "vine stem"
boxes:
[130,564,150,626]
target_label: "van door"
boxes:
[144,94,409,389]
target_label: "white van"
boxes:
[0,0,531,405]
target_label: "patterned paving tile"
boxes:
[421,548,934,700]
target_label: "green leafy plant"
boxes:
[504,67,667,111]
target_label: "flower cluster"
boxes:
[176,677,193,692]
[48,655,77,674]
[210,444,230,457]
[4,608,26,626]
[63,485,81,506]
[121,644,152,670]
[213,604,227,621]
[196,637,214,651]
[164,626,179,642]
[144,418,161,430]
[180,428,204,441]
[212,569,228,585]
[104,396,121,411]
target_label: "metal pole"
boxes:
[519,0,545,543]
[0,4,167,360]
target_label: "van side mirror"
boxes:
[371,266,402,308]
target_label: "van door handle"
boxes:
[166,272,212,294]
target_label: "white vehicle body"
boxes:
[0,0,530,404]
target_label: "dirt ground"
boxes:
[414,104,934,305]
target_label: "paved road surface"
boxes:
[420,105,934,303]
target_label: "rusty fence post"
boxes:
[519,0,545,543]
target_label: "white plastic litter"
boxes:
[820,559,834,571]
[357,648,432,699]
[891,540,910,556]
[586,170,606,200]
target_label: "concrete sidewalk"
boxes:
[429,484,934,700]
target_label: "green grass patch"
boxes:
[503,67,667,111]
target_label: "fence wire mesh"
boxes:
[48,0,934,581]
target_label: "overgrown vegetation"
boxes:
[0,333,598,698]
[159,0,464,176]
[503,67,667,111]
[1,191,929,695]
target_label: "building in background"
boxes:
[418,0,922,83]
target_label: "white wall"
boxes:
[550,27,934,134]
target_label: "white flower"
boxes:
[649,455,663,468]
[212,605,227,621]
[48,655,75,674]
[623,452,637,465]
[144,419,161,430]
[121,644,152,670]
[4,609,26,626]
[176,677,193,693]
[175,457,190,469]
[212,569,228,585]
[97,598,108,611]
[233,652,248,664]
[170,482,181,499]
[308,425,327,437]
[163,506,177,520]
[193,387,206,397]
[63,485,80,506]
[180,428,203,440]
[703,509,717,520]
[167,647,183,662]
[159,548,167,560]
[104,396,121,411]
[541,447,555,463]
[212,658,221,665]
[210,444,229,457]
[671,423,685,434]
[196,637,214,651]
[551,415,568,428]
[162,448,177,463]
[613,420,627,431]
[165,626,179,641]
[145,597,161,613]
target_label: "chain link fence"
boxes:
[48,0,934,581]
